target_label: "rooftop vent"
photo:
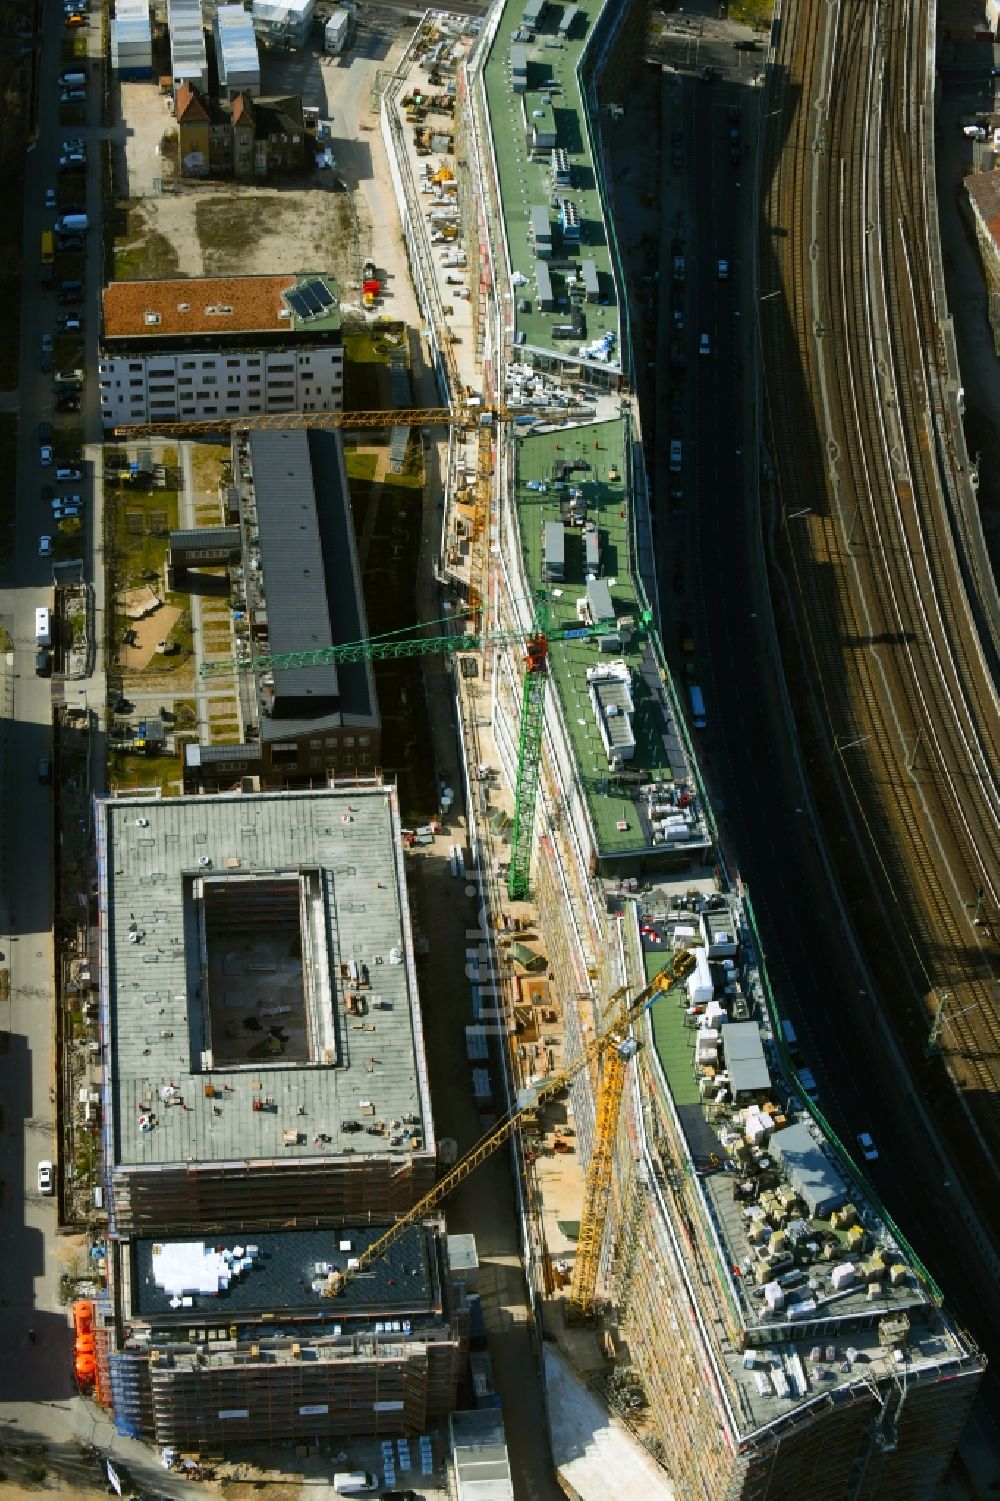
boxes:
[205,305,234,316]
[143,311,160,325]
[177,302,190,312]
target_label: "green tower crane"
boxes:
[200,606,648,901]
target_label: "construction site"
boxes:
[63,0,988,1496]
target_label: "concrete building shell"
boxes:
[459,0,986,1495]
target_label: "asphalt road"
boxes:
[0,0,110,1470]
[655,36,1000,1480]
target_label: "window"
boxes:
[248,374,262,384]
[149,367,172,377]
[310,756,322,769]
[268,380,294,389]
[149,384,174,394]
[226,358,240,367]
[268,363,294,373]
[358,736,371,747]
[179,376,193,386]
[359,753,371,765]
[128,362,142,372]
[203,375,217,385]
[247,358,261,367]
[181,361,196,369]
[343,737,355,748]
[325,737,337,747]
[149,399,176,409]
[309,739,322,749]
[196,391,210,400]
[129,378,143,387]
[248,405,262,414]
[225,405,241,414]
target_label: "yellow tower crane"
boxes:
[320,949,695,1319]
[111,404,526,439]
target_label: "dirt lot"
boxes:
[113,27,420,326]
[117,604,181,671]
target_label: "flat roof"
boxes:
[246,428,378,738]
[640,925,980,1441]
[720,1020,770,1095]
[132,1224,434,1321]
[250,428,342,706]
[451,1410,515,1501]
[215,4,260,76]
[513,420,711,860]
[481,0,620,362]
[102,272,341,340]
[96,785,433,1169]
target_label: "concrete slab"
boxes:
[544,1346,675,1501]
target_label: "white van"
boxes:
[35,606,52,648]
[333,1475,377,1495]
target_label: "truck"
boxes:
[40,229,54,267]
[688,683,706,729]
[35,606,52,648]
[55,214,88,234]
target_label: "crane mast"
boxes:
[321,949,695,1310]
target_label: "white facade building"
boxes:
[111,0,153,77]
[324,8,352,53]
[167,0,208,93]
[252,0,315,50]
[99,272,343,428]
[214,3,261,98]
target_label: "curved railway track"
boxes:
[760,0,1000,1159]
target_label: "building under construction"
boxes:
[93,783,465,1444]
[453,0,987,1493]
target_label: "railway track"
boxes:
[760,0,1000,1160]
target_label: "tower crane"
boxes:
[112,405,525,439]
[320,949,696,1318]
[200,606,651,903]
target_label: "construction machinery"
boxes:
[319,949,696,1314]
[200,604,649,901]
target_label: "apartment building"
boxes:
[178,427,380,790]
[91,784,463,1445]
[99,272,342,429]
[464,0,985,1494]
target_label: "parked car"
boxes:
[37,1160,53,1194]
[39,535,53,558]
[856,1131,879,1162]
[56,396,81,413]
[40,444,53,466]
[35,650,52,678]
[699,332,711,356]
[717,259,729,280]
[44,187,57,209]
[52,506,81,522]
[58,315,82,332]
[112,696,134,715]
[733,37,758,50]
[55,466,83,482]
[54,494,85,509]
[41,333,53,353]
[38,759,52,784]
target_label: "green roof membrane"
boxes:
[514,421,710,865]
[484,0,620,362]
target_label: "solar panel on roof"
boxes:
[285,289,310,319]
[307,279,334,308]
[300,284,323,315]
